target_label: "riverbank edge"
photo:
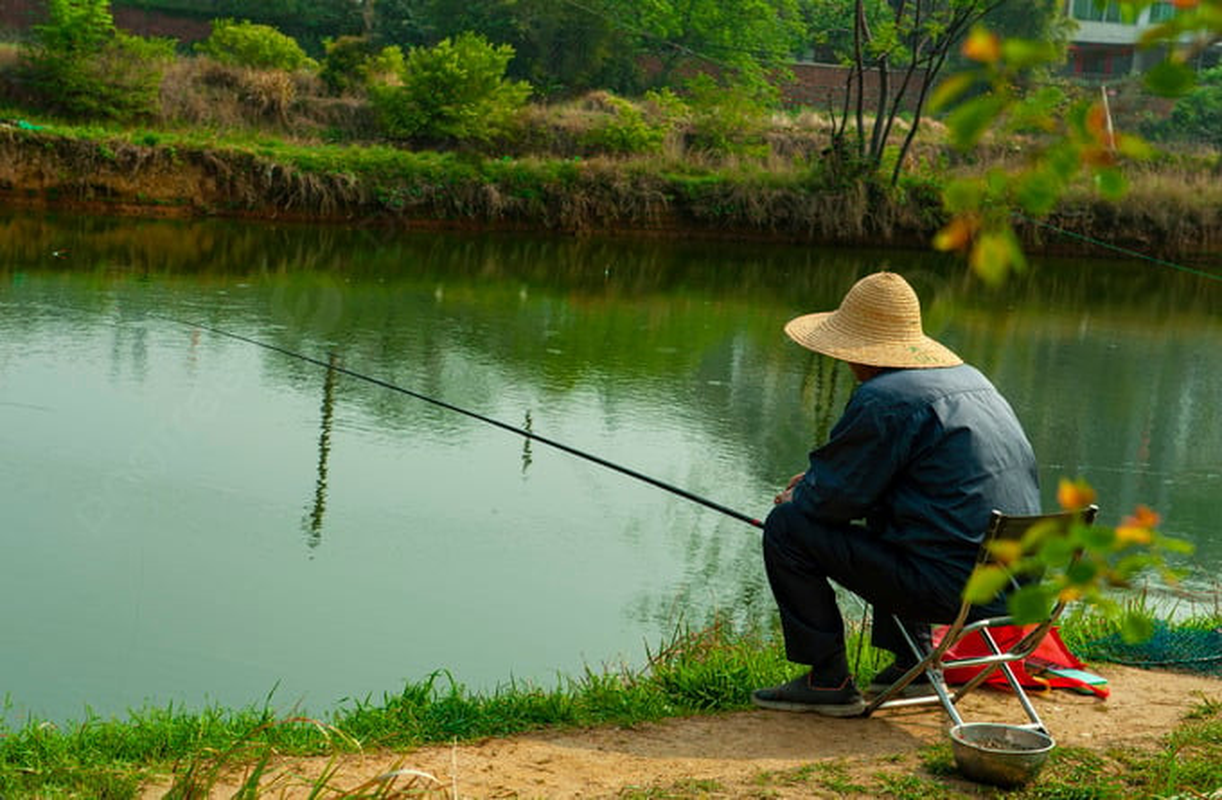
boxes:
[2,615,1219,799]
[3,126,1220,266]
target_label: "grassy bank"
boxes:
[1,39,1220,264]
[0,113,1219,265]
[0,120,944,249]
[2,608,1219,798]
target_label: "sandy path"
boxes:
[142,664,1221,798]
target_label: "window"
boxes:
[1147,2,1177,22]
[1071,0,1126,22]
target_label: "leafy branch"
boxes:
[931,0,1221,284]
[964,479,1195,642]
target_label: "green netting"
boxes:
[1080,622,1222,675]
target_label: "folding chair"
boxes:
[862,504,1099,733]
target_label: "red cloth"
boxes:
[933,624,1110,698]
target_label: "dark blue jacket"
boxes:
[791,364,1040,563]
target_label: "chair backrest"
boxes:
[982,504,1099,556]
[939,503,1100,643]
[973,503,1099,649]
[978,504,1099,579]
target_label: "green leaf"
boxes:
[1065,559,1098,585]
[1000,38,1058,70]
[1046,142,1084,182]
[943,178,985,213]
[930,73,977,113]
[1019,519,1062,551]
[946,95,1008,150]
[1154,534,1195,555]
[1094,167,1128,200]
[1037,534,1078,566]
[963,565,1012,604]
[1119,611,1155,644]
[1080,524,1116,550]
[1009,87,1063,133]
[969,230,1015,287]
[1001,224,1028,275]
[1007,584,1055,624]
[1015,168,1063,215]
[1117,134,1154,160]
[1145,60,1196,97]
[1114,553,1157,579]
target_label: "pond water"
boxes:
[2,212,1219,726]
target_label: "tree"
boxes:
[372,0,640,96]
[826,0,1023,185]
[1148,64,1222,146]
[368,32,533,143]
[596,0,804,91]
[23,0,174,121]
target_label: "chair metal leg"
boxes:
[863,614,963,724]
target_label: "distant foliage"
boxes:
[368,32,532,143]
[23,0,175,121]
[581,94,667,155]
[579,90,686,155]
[683,75,774,157]
[1148,66,1222,147]
[319,35,376,95]
[364,46,406,87]
[195,19,316,72]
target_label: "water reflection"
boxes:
[521,410,534,474]
[0,211,1219,726]
[303,352,340,550]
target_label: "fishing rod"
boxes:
[147,313,765,530]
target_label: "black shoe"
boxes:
[867,662,945,698]
[751,672,866,717]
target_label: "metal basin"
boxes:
[949,723,1055,787]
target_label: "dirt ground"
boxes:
[139,664,1222,799]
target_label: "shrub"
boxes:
[580,94,665,155]
[683,74,774,157]
[365,46,406,87]
[368,32,532,143]
[23,0,175,121]
[579,91,686,155]
[195,19,316,72]
[319,35,376,95]
[1157,66,1222,148]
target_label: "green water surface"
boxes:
[1,212,1218,725]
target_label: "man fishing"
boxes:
[751,271,1040,717]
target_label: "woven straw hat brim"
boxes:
[784,310,962,369]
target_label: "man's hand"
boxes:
[774,472,805,505]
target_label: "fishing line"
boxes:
[1013,212,1222,283]
[144,312,765,530]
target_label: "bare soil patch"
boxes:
[141,664,1221,798]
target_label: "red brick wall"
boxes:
[1,0,208,42]
[112,6,211,42]
[783,63,927,112]
[0,0,43,32]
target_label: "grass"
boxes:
[2,605,1219,798]
[2,79,1217,257]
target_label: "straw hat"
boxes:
[783,272,961,369]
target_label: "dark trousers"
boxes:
[762,502,979,671]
